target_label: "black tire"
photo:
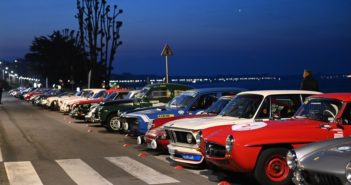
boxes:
[49,102,55,111]
[50,101,58,111]
[105,114,120,132]
[254,147,293,185]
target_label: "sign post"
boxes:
[88,70,91,88]
[161,44,173,83]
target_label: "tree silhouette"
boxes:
[76,0,123,88]
[25,29,89,87]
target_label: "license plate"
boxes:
[181,154,202,161]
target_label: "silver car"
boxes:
[287,137,351,185]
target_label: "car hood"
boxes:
[204,125,233,144]
[164,116,252,130]
[101,99,134,106]
[296,137,351,161]
[47,97,58,101]
[297,138,351,173]
[64,97,88,104]
[60,96,80,102]
[76,98,103,105]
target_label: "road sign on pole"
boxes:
[161,44,173,83]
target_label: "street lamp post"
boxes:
[0,61,4,80]
[161,44,173,84]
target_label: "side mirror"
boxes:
[334,118,344,129]
[273,114,281,120]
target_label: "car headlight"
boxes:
[287,150,297,170]
[158,127,167,139]
[195,130,202,145]
[186,133,193,144]
[225,135,234,153]
[346,161,351,183]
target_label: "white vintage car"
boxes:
[59,89,106,113]
[165,90,321,165]
[45,91,77,109]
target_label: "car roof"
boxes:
[219,95,235,100]
[107,89,129,93]
[187,87,245,94]
[90,89,105,93]
[147,83,192,89]
[237,90,321,96]
[309,93,351,101]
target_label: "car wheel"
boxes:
[50,102,56,111]
[106,114,121,132]
[254,147,292,185]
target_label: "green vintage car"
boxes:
[98,83,193,131]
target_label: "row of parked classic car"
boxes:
[9,84,351,185]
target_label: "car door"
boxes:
[255,94,302,120]
[309,99,346,140]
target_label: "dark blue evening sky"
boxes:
[1,0,351,76]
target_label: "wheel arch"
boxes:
[254,143,293,169]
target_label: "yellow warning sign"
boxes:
[161,44,173,56]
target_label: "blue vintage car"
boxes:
[119,87,244,136]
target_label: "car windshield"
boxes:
[167,91,197,108]
[294,98,343,122]
[58,92,69,97]
[134,87,150,99]
[75,91,83,96]
[92,91,106,99]
[81,90,92,97]
[219,94,263,118]
[105,92,117,101]
[126,90,139,99]
[49,90,59,95]
[204,98,231,114]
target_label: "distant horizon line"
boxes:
[112,73,350,77]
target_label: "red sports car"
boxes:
[72,89,128,106]
[199,93,351,185]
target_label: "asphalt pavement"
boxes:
[0,93,258,185]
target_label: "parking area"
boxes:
[0,94,258,185]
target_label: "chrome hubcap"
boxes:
[110,117,120,130]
